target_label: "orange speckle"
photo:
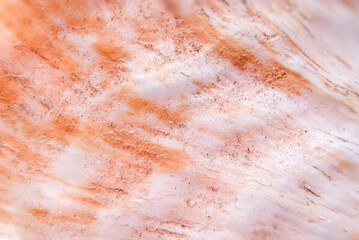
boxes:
[213,39,252,70]
[30,207,96,225]
[0,132,49,167]
[53,114,78,134]
[181,14,310,95]
[101,127,187,172]
[68,194,103,207]
[145,227,186,237]
[0,75,23,103]
[125,96,186,125]
[192,79,217,94]
[55,210,96,225]
[92,38,129,61]
[212,38,310,95]
[30,208,49,219]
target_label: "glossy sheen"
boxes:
[0,0,359,239]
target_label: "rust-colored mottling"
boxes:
[57,211,96,225]
[30,208,49,219]
[213,37,310,95]
[146,227,186,237]
[30,207,96,225]
[92,38,129,62]
[192,79,218,94]
[180,14,310,95]
[0,133,48,167]
[0,0,128,92]
[0,163,15,185]
[83,123,187,173]
[0,76,23,103]
[68,194,103,207]
[55,88,190,193]
[53,114,78,134]
[162,0,181,17]
[213,39,252,70]
[0,209,12,220]
[1,107,58,145]
[125,96,187,125]
[0,0,357,239]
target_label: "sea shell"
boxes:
[0,0,358,239]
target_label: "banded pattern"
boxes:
[0,0,358,239]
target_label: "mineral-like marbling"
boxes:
[0,0,359,239]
